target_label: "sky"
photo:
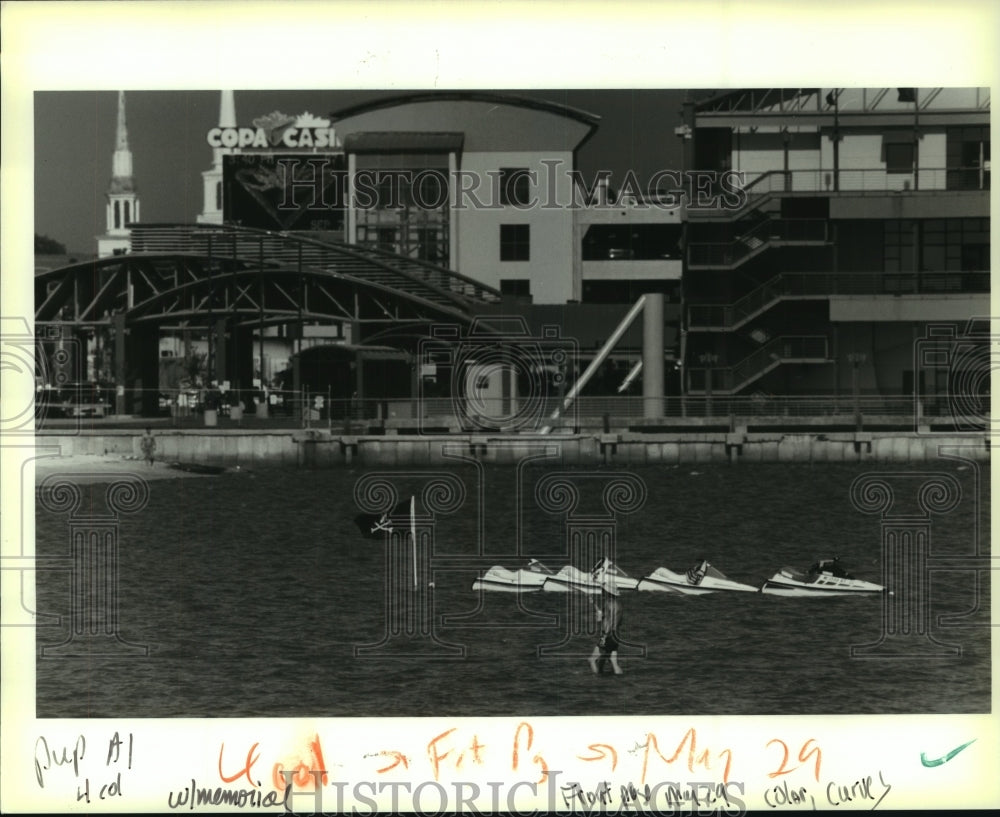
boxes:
[34,89,689,254]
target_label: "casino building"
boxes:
[189,91,684,404]
[196,91,684,306]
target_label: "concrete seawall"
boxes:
[35,429,990,466]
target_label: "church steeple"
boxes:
[111,90,134,184]
[198,90,237,224]
[98,91,141,257]
[219,90,236,132]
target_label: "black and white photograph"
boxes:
[3,2,998,814]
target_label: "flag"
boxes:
[353,501,410,539]
[897,88,916,103]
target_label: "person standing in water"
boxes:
[140,427,156,467]
[589,580,623,675]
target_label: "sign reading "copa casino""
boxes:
[207,111,339,150]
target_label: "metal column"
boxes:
[642,292,665,418]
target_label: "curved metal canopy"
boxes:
[35,224,502,337]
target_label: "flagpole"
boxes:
[410,495,417,589]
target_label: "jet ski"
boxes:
[637,560,758,594]
[543,559,638,593]
[592,558,640,591]
[472,559,554,592]
[760,558,887,597]
[542,565,603,594]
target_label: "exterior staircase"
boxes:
[687,216,830,270]
[686,170,793,222]
[687,335,831,395]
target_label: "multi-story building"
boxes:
[192,91,685,400]
[332,92,605,305]
[680,87,990,415]
[328,93,685,404]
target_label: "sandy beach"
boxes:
[31,453,225,484]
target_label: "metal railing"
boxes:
[688,271,991,329]
[688,166,989,221]
[737,167,991,196]
[33,388,980,428]
[128,223,502,307]
[687,336,830,394]
[687,218,829,268]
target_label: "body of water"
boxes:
[35,459,990,717]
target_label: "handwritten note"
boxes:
[20,720,982,812]
[763,771,892,809]
[34,731,134,805]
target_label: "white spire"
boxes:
[99,90,140,255]
[111,90,134,186]
[213,90,237,167]
[219,90,236,128]
[116,90,129,149]
[199,90,237,224]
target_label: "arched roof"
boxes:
[34,225,501,341]
[331,91,601,128]
[329,91,600,154]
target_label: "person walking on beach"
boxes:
[589,581,623,675]
[140,427,156,467]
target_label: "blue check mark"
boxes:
[920,739,976,768]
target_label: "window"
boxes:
[946,126,990,190]
[582,224,683,260]
[582,279,675,305]
[885,218,991,274]
[369,174,398,209]
[883,220,915,272]
[498,168,531,207]
[500,279,531,298]
[413,170,448,210]
[376,227,397,252]
[412,226,448,265]
[500,225,530,261]
[354,154,450,258]
[885,142,915,174]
